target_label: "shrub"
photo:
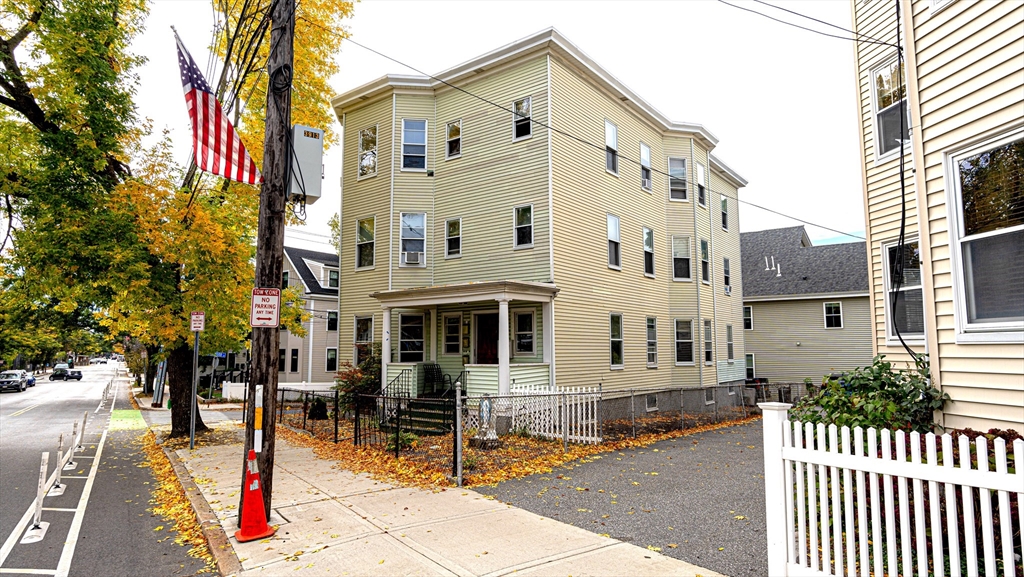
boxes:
[789,355,948,433]
[334,342,382,413]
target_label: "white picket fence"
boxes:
[761,403,1024,577]
[507,382,602,444]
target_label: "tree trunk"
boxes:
[143,345,159,395]
[168,342,207,438]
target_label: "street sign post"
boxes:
[190,311,205,450]
[250,288,281,328]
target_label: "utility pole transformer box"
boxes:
[288,124,324,203]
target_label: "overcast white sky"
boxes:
[136,0,866,251]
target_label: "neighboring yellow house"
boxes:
[851,0,1023,430]
[330,28,747,399]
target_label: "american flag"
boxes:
[175,33,261,185]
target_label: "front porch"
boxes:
[372,280,559,397]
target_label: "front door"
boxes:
[476,313,498,364]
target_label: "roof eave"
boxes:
[710,154,748,188]
[331,74,432,118]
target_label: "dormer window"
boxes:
[327,269,339,288]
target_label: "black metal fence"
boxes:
[277,388,344,443]
[353,393,458,474]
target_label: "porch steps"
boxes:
[383,399,455,436]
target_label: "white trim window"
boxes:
[700,239,710,283]
[401,119,427,170]
[703,319,713,364]
[745,353,755,380]
[514,205,533,249]
[354,316,373,366]
[721,195,729,230]
[446,218,461,258]
[400,212,426,267]
[446,120,461,159]
[514,310,535,356]
[327,269,339,288]
[872,56,910,159]
[605,120,618,174]
[726,324,734,361]
[696,162,707,206]
[356,217,375,269]
[672,236,691,281]
[399,314,424,362]
[607,214,621,269]
[947,131,1024,339]
[325,348,338,373]
[883,239,925,342]
[326,311,338,332]
[357,125,377,178]
[723,257,731,290]
[674,319,694,365]
[513,97,531,140]
[443,314,461,355]
[743,306,753,330]
[609,313,624,368]
[643,226,655,277]
[640,143,652,190]
[669,157,687,200]
[646,316,657,367]
[824,302,843,329]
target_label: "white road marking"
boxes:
[0,568,57,574]
[53,428,108,577]
[40,508,77,512]
[0,506,36,566]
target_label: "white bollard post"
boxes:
[760,402,792,577]
[77,411,88,451]
[21,452,51,543]
[48,434,66,496]
[455,382,463,487]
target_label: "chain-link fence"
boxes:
[598,384,751,442]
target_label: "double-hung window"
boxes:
[721,195,729,230]
[872,56,910,158]
[723,258,731,290]
[446,218,461,257]
[354,316,373,366]
[669,158,687,200]
[513,97,531,140]
[696,163,707,206]
[327,269,339,288]
[514,311,535,355]
[948,132,1024,338]
[700,239,710,283]
[605,120,618,174]
[443,314,461,355]
[356,217,375,269]
[281,271,289,289]
[883,239,924,341]
[291,349,299,372]
[824,302,843,329]
[399,314,424,362]
[446,120,461,159]
[703,320,713,364]
[327,311,338,331]
[726,325,734,361]
[643,227,655,276]
[357,125,377,178]
[401,119,427,170]
[607,214,621,268]
[514,205,533,248]
[640,143,652,190]
[400,212,426,266]
[672,236,691,280]
[278,349,285,372]
[646,317,657,367]
[609,313,624,367]
[745,354,755,380]
[326,348,338,373]
[743,306,753,330]
[674,319,693,364]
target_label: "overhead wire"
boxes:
[716,0,898,48]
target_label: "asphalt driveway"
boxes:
[475,420,767,577]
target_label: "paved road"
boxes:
[476,421,768,577]
[0,365,207,576]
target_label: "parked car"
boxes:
[17,370,36,387]
[65,370,83,381]
[50,368,69,381]
[54,363,69,371]
[0,370,28,392]
[90,358,107,365]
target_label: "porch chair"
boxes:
[422,363,453,397]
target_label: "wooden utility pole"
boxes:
[238,0,294,523]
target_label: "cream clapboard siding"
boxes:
[691,143,718,387]
[712,171,744,382]
[744,297,873,383]
[392,92,435,290]
[663,136,701,387]
[852,0,924,367]
[432,55,551,285]
[905,0,1024,429]
[338,95,393,364]
[549,55,673,394]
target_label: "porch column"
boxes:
[542,298,554,387]
[429,307,437,362]
[381,307,391,382]
[497,298,510,395]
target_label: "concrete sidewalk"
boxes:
[137,394,721,576]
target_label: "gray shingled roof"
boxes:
[283,245,339,297]
[740,226,868,297]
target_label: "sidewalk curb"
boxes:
[162,446,243,577]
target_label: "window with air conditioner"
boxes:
[640,143,652,190]
[400,212,425,267]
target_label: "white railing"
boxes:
[761,403,1024,577]
[508,383,601,445]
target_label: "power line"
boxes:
[716,0,898,48]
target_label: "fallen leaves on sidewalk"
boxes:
[141,430,216,573]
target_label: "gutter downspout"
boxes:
[710,182,720,387]
[691,138,703,388]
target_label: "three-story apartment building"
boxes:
[331,28,747,398]
[278,246,341,383]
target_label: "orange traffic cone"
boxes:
[234,450,276,542]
